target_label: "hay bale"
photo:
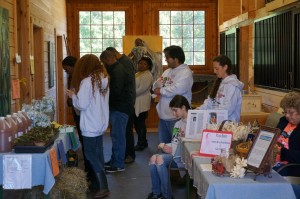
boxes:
[50,167,88,199]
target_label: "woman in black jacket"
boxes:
[274,91,300,176]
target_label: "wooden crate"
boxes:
[241,95,262,112]
[240,112,270,125]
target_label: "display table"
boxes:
[193,163,296,199]
[0,131,80,195]
[181,142,297,199]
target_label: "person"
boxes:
[197,55,244,122]
[152,45,193,143]
[147,95,190,199]
[65,54,110,199]
[62,56,96,186]
[134,56,154,151]
[106,47,136,163]
[273,91,300,177]
[100,50,135,172]
[128,38,162,81]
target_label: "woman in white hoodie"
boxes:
[198,55,244,122]
[66,54,110,199]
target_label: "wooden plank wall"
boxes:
[219,0,300,112]
[0,0,68,120]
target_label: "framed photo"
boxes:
[48,41,54,88]
[246,126,280,173]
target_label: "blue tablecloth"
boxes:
[193,163,297,199]
[0,132,80,194]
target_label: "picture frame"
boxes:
[246,126,280,174]
[48,41,54,88]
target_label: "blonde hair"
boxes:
[280,91,300,114]
[71,54,108,95]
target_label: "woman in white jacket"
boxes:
[134,56,154,150]
[66,54,110,199]
[198,55,244,122]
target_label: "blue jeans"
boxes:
[82,135,108,189]
[292,184,300,199]
[149,154,178,198]
[158,119,178,143]
[110,111,128,168]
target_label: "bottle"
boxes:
[6,115,18,140]
[20,111,32,131]
[12,113,24,137]
[0,117,12,152]
[17,111,28,134]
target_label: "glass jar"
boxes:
[220,148,235,173]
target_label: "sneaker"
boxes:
[105,165,125,173]
[147,192,162,199]
[104,160,112,168]
[124,156,135,164]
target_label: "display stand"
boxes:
[245,126,280,180]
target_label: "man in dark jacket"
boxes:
[106,47,136,163]
[100,50,135,172]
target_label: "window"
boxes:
[79,11,125,57]
[159,11,205,65]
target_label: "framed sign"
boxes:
[246,126,280,174]
[199,129,233,157]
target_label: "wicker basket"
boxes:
[236,141,252,158]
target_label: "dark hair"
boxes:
[209,55,233,99]
[138,56,153,70]
[106,47,117,53]
[62,56,77,67]
[100,50,116,60]
[169,95,191,110]
[163,45,185,64]
[212,55,233,75]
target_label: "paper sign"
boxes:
[199,130,233,157]
[3,154,32,189]
[11,79,20,99]
[185,110,228,139]
[50,148,59,176]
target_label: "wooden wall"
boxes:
[0,0,68,122]
[218,0,300,112]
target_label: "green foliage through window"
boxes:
[159,11,205,65]
[79,11,125,57]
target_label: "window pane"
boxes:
[114,12,125,24]
[80,25,90,38]
[163,39,170,50]
[183,25,193,38]
[91,39,102,53]
[91,25,102,38]
[171,11,182,24]
[171,25,182,38]
[103,39,114,48]
[194,38,205,51]
[114,39,123,52]
[194,25,205,37]
[160,25,170,37]
[80,39,91,52]
[185,52,193,65]
[79,12,90,24]
[183,39,193,51]
[160,11,170,24]
[194,11,205,24]
[91,12,102,24]
[194,52,205,65]
[183,11,193,24]
[171,39,182,46]
[114,25,125,38]
[103,12,113,24]
[103,25,114,38]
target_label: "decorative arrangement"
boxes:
[22,96,55,127]
[230,157,247,178]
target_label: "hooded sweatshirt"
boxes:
[199,74,244,122]
[153,64,193,120]
[72,75,109,137]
